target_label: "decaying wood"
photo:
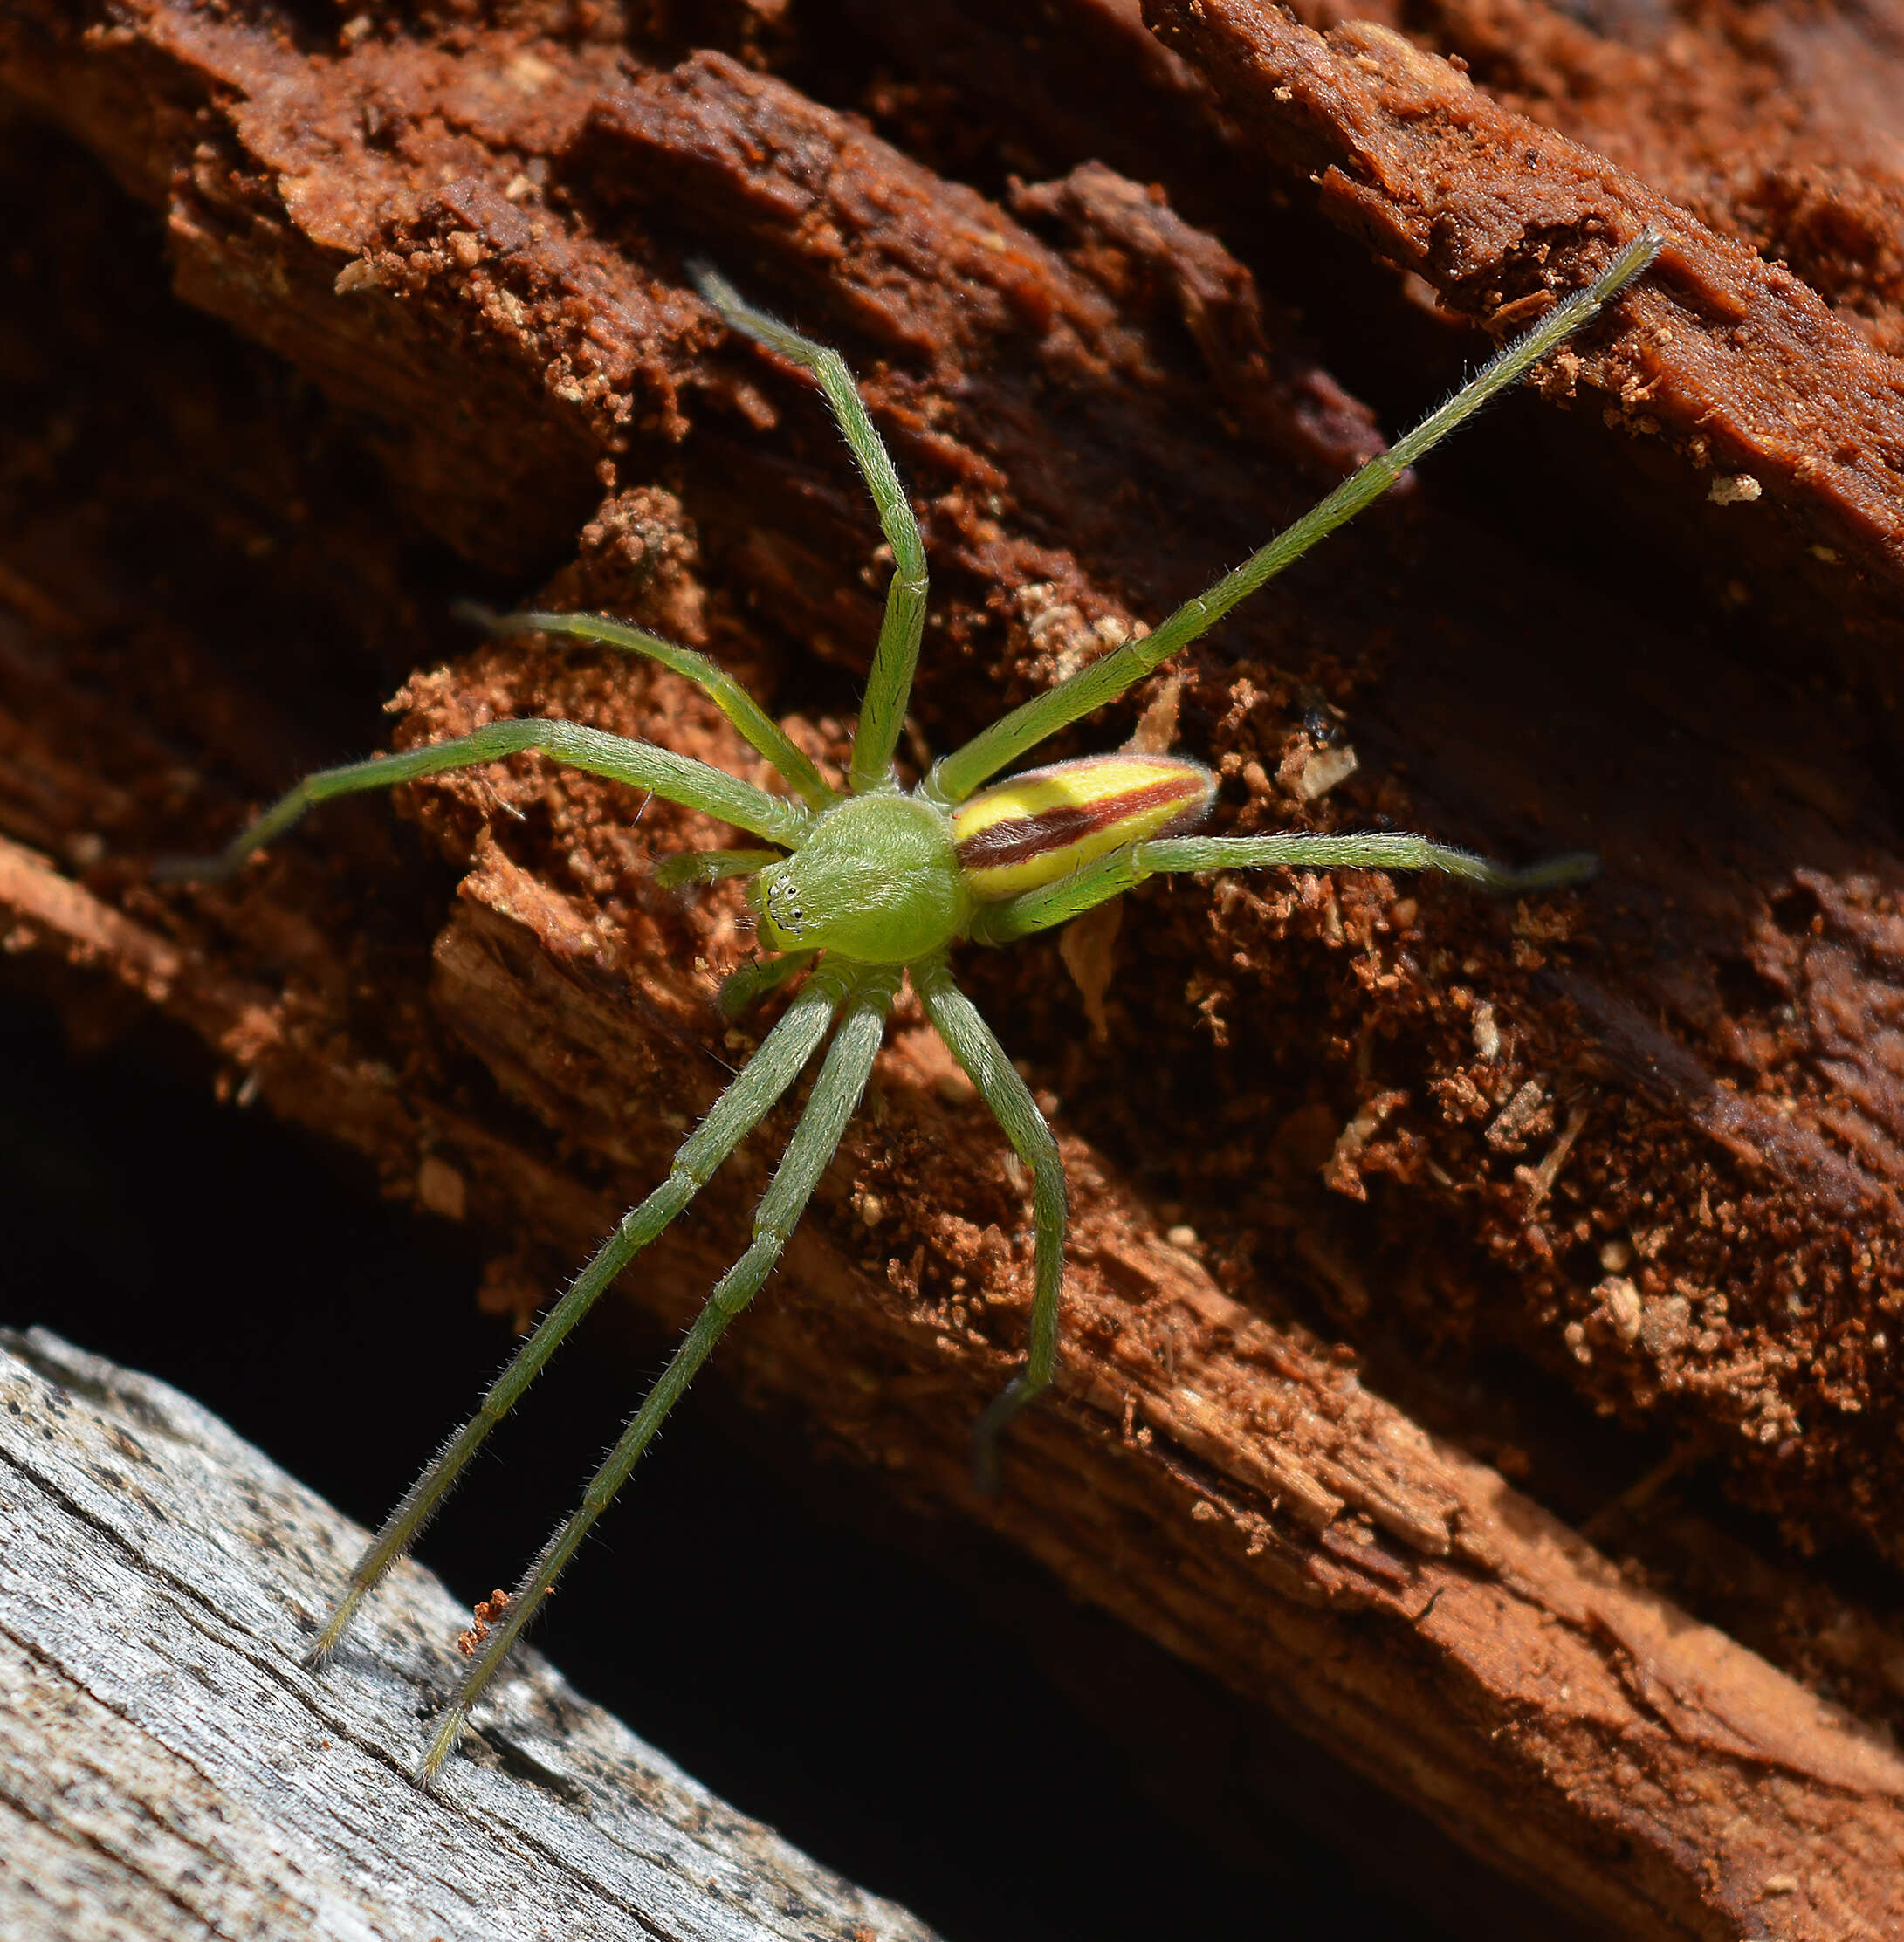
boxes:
[0,1327,936,1942]
[1144,0,1904,690]
[4,0,1904,1935]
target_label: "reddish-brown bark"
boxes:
[5,0,1904,1934]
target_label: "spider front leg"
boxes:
[457,605,835,811]
[157,715,809,882]
[692,265,927,793]
[419,959,900,1782]
[306,961,849,1668]
[915,953,1067,1494]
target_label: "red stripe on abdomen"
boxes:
[954,776,1202,874]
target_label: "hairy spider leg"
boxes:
[928,227,1666,806]
[654,847,787,889]
[155,716,812,883]
[458,605,836,812]
[968,832,1599,947]
[419,959,901,1781]
[717,946,819,1020]
[915,954,1066,1493]
[691,264,929,795]
[304,964,849,1669]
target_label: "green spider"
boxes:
[170,228,1660,1780]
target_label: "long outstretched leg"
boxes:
[930,228,1664,804]
[306,961,850,1667]
[969,831,1596,947]
[692,266,927,795]
[418,960,901,1781]
[914,953,1066,1493]
[158,715,812,882]
[458,605,836,812]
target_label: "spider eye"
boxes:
[765,873,803,937]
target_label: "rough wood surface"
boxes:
[0,1326,935,1942]
[5,1,1904,1936]
[1143,0,1904,707]
[10,805,1904,1938]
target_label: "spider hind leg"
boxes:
[928,226,1666,805]
[916,955,1067,1494]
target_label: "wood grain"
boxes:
[0,1326,935,1942]
[5,1,1904,1933]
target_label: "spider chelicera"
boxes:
[168,227,1660,1778]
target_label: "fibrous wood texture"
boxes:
[0,1326,936,1942]
[4,0,1904,1936]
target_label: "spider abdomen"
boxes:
[951,754,1215,902]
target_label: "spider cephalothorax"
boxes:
[753,791,964,960]
[168,233,1661,1780]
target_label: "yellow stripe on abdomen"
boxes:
[952,754,1215,902]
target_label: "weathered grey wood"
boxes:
[0,1327,935,1942]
